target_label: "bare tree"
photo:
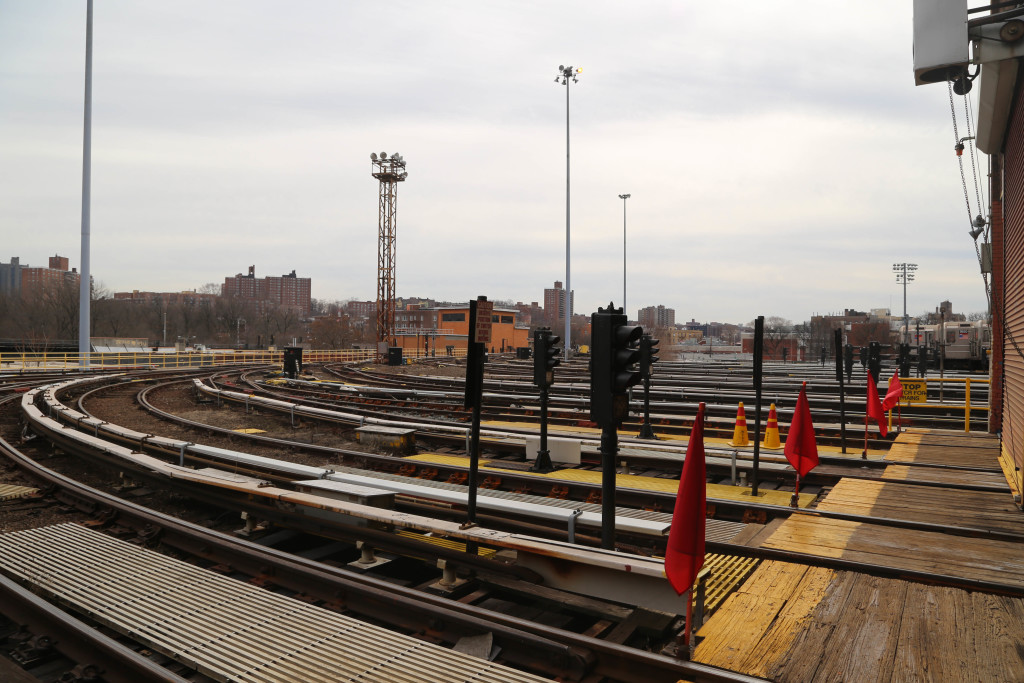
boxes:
[762,316,793,360]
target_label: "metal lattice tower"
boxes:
[370,152,408,356]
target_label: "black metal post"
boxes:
[835,328,847,454]
[533,387,553,472]
[638,376,656,439]
[466,342,483,526]
[600,424,618,549]
[751,316,764,498]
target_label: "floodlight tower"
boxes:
[370,152,408,358]
[893,262,918,345]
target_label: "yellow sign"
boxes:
[900,379,926,404]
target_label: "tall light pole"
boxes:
[79,0,94,365]
[893,263,918,345]
[619,193,630,315]
[555,64,580,360]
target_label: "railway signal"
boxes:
[532,328,561,473]
[638,334,659,439]
[639,334,659,380]
[533,328,561,389]
[589,303,642,549]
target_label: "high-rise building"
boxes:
[222,265,312,316]
[543,281,574,323]
[1,255,81,300]
[637,305,675,329]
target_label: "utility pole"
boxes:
[893,263,918,345]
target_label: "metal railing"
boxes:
[888,376,989,433]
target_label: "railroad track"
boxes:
[2,378,767,683]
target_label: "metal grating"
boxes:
[699,554,760,615]
[0,484,38,502]
[0,524,551,683]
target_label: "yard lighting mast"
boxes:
[893,262,918,345]
[555,64,581,361]
[619,193,630,314]
[370,152,408,360]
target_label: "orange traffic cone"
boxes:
[729,402,749,447]
[763,403,782,449]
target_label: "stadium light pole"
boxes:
[619,193,630,315]
[555,64,580,361]
[893,263,918,345]
[79,0,94,366]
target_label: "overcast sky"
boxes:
[0,1,992,324]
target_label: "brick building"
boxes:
[113,290,219,307]
[543,281,573,324]
[1,254,81,300]
[222,265,312,316]
[637,305,675,329]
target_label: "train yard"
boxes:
[1,355,1022,682]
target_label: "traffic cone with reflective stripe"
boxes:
[729,402,749,447]
[763,403,782,449]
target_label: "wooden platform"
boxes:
[881,463,1008,488]
[886,429,1002,469]
[816,478,1021,534]
[758,514,1024,589]
[695,560,1024,682]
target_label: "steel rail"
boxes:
[0,411,767,683]
[0,572,188,683]
[62,379,1024,561]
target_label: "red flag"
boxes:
[783,382,818,477]
[882,372,903,412]
[867,376,888,437]
[665,403,707,595]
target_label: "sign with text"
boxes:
[900,379,927,404]
[473,300,493,344]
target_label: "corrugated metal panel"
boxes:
[1002,83,1024,492]
[0,524,552,683]
[0,484,38,501]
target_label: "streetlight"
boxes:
[619,193,630,315]
[555,64,581,361]
[893,263,918,345]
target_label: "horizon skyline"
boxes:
[1,2,992,325]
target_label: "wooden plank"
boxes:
[806,574,906,682]
[694,561,812,672]
[881,464,1008,488]
[731,565,835,679]
[764,570,860,682]
[815,478,1022,534]
[761,515,1024,587]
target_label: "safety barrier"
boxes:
[0,347,466,370]
[888,376,989,433]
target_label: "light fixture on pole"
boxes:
[619,193,630,315]
[969,213,985,241]
[893,262,918,345]
[555,64,581,361]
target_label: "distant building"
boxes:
[638,305,675,329]
[1,254,81,300]
[113,290,219,307]
[222,265,312,316]
[346,300,376,320]
[543,281,574,324]
[390,303,529,356]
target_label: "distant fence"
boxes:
[0,347,466,371]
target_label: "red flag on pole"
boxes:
[867,375,888,438]
[783,382,818,477]
[665,403,707,596]
[882,372,903,412]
